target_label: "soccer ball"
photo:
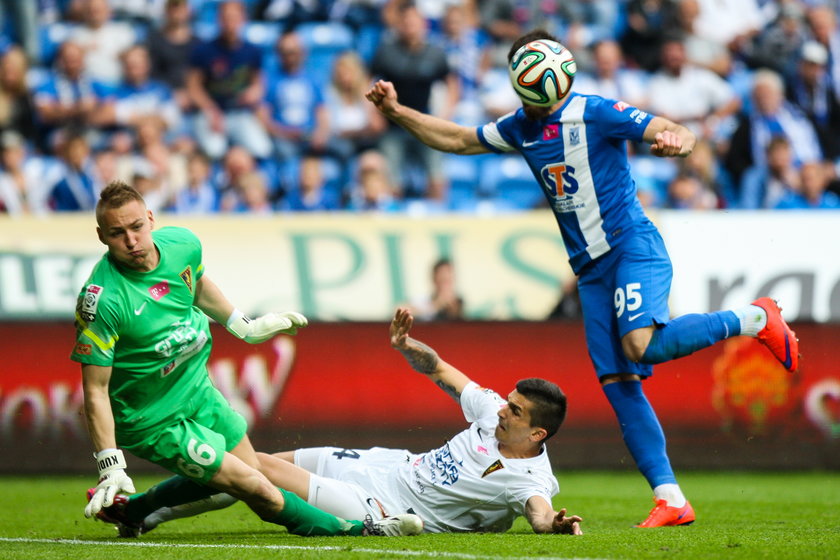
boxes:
[508,40,577,107]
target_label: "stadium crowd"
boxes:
[0,0,839,214]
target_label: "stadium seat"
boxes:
[244,21,281,54]
[480,156,545,210]
[296,22,354,86]
[629,155,678,206]
[444,154,480,211]
[354,23,383,64]
[38,22,78,66]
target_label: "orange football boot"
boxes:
[752,297,799,372]
[636,498,695,528]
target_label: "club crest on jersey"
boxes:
[74,343,92,355]
[613,101,630,112]
[80,284,103,322]
[149,281,170,301]
[180,266,193,293]
[569,126,580,146]
[481,459,505,478]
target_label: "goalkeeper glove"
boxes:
[85,448,136,518]
[226,309,308,343]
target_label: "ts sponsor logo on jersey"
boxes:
[80,284,104,322]
[149,280,170,300]
[481,459,505,478]
[541,163,579,198]
[180,266,193,293]
[613,101,630,112]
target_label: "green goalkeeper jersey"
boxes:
[71,226,214,433]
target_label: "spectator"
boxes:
[691,0,764,57]
[775,160,840,209]
[725,69,822,187]
[281,155,341,211]
[346,148,403,211]
[673,0,731,77]
[806,4,840,99]
[69,0,137,85]
[547,276,582,320]
[187,0,272,160]
[679,138,733,207]
[123,116,188,199]
[131,161,167,213]
[89,45,182,138]
[234,170,273,214]
[438,3,490,125]
[740,135,801,210]
[0,47,37,145]
[646,36,741,140]
[259,31,330,163]
[169,151,218,213]
[620,0,680,72]
[411,257,465,321]
[664,172,718,210]
[743,1,808,78]
[0,131,50,215]
[371,2,458,200]
[92,147,119,190]
[215,145,272,211]
[146,0,201,112]
[32,41,103,150]
[48,130,98,211]
[574,40,648,110]
[0,0,39,63]
[787,41,840,161]
[323,51,386,161]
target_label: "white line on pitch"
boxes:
[0,537,603,560]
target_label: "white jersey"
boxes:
[309,383,559,533]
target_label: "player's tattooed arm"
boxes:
[390,307,473,402]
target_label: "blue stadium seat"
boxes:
[38,22,78,66]
[244,21,281,54]
[354,23,383,64]
[480,156,544,210]
[628,155,678,207]
[444,154,480,211]
[296,22,354,86]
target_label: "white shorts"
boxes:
[294,446,413,521]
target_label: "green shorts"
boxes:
[120,385,248,483]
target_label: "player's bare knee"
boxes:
[621,328,653,363]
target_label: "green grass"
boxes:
[1,472,838,559]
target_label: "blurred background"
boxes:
[0,0,838,474]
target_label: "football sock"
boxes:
[640,311,740,364]
[125,475,220,523]
[653,483,687,508]
[732,304,767,337]
[269,488,365,536]
[603,380,676,489]
[144,493,238,531]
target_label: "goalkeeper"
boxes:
[105,307,584,535]
[72,181,421,538]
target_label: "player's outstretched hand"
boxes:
[227,310,309,343]
[85,449,136,518]
[552,508,583,535]
[650,130,688,158]
[365,80,399,117]
[390,307,414,349]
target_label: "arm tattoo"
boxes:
[436,380,461,400]
[399,338,440,374]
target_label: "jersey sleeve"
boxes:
[460,382,506,431]
[70,282,121,367]
[591,97,653,142]
[505,474,559,516]
[476,111,519,153]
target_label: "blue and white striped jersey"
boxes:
[477,92,656,274]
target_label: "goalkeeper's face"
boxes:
[97,200,158,272]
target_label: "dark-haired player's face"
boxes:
[495,390,538,445]
[97,200,157,271]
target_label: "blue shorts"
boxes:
[577,228,673,378]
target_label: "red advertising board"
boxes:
[1,321,838,471]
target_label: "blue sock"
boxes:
[603,380,675,489]
[640,311,740,364]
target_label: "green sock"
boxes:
[125,475,219,523]
[268,488,365,536]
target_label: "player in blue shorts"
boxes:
[365,29,800,527]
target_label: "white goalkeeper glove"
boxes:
[85,448,136,518]
[226,309,308,343]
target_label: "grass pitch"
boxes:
[0,471,837,560]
